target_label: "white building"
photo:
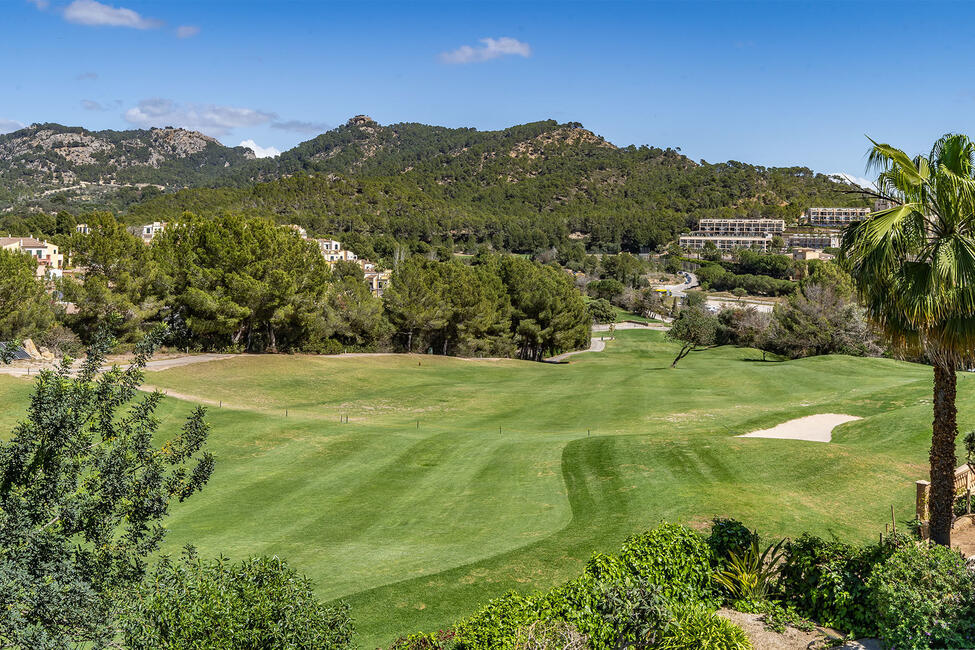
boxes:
[785,232,841,250]
[697,218,785,235]
[678,233,772,252]
[804,207,871,227]
[137,221,167,243]
[317,239,358,263]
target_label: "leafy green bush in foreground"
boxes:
[119,551,354,649]
[868,544,975,649]
[453,523,742,650]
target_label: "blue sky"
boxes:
[3,0,973,182]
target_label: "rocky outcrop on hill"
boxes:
[0,123,254,212]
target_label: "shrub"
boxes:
[707,518,759,564]
[388,629,460,649]
[712,539,785,602]
[592,576,672,647]
[455,524,714,650]
[512,620,587,650]
[868,543,975,649]
[454,591,543,650]
[608,524,715,603]
[587,298,617,324]
[588,278,625,300]
[657,605,753,650]
[776,533,901,636]
[118,552,354,649]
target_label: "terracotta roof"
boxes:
[0,237,47,248]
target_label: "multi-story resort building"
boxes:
[804,207,871,227]
[697,218,785,235]
[785,232,841,250]
[678,233,772,252]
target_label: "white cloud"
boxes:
[63,0,162,29]
[81,99,108,111]
[123,98,276,137]
[439,37,532,64]
[832,172,877,191]
[176,24,199,38]
[76,71,98,80]
[27,0,50,9]
[271,119,330,133]
[0,119,25,134]
[239,139,281,158]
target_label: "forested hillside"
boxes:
[0,123,255,213]
[127,116,868,253]
[1,116,868,253]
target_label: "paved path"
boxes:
[548,323,668,362]
[593,322,670,332]
[547,337,608,362]
[0,353,235,377]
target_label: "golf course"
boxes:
[0,330,969,646]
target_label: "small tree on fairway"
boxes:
[667,306,717,367]
[0,328,214,647]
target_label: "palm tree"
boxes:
[841,134,975,546]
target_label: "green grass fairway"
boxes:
[1,331,970,646]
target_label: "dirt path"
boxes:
[717,609,880,650]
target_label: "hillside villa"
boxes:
[0,237,63,277]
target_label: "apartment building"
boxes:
[678,233,772,252]
[0,237,64,277]
[697,218,785,235]
[317,239,359,263]
[804,207,871,227]
[785,232,841,250]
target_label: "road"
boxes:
[660,271,698,297]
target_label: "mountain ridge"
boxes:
[0,117,869,253]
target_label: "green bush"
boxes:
[594,524,715,603]
[657,605,752,650]
[454,591,543,650]
[587,298,617,324]
[455,524,715,650]
[707,518,759,565]
[512,620,587,649]
[118,552,354,649]
[868,544,975,649]
[776,533,901,636]
[388,629,460,649]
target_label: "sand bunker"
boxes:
[738,413,861,443]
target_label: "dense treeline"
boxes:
[1,213,590,360]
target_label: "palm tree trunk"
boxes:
[930,363,958,546]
